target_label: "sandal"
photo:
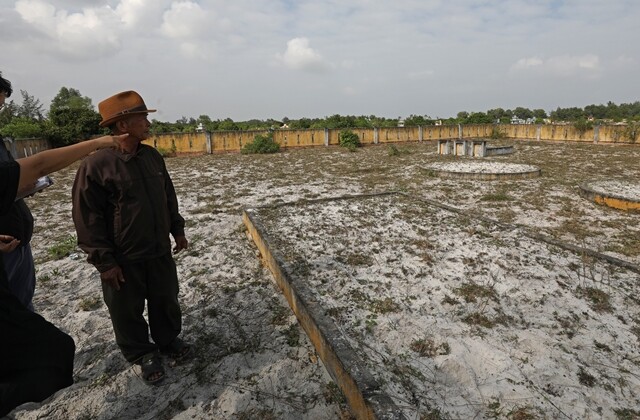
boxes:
[161,337,192,362]
[140,351,165,385]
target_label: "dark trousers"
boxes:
[102,254,182,363]
[3,244,36,311]
[0,285,75,417]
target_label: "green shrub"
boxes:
[157,143,177,157]
[339,130,361,151]
[573,118,594,135]
[241,132,280,154]
[489,126,506,139]
[622,121,639,143]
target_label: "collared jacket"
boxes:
[72,144,185,273]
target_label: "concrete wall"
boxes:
[150,124,640,154]
[137,123,639,155]
[8,122,637,159]
[2,138,51,158]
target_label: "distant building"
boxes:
[511,116,536,124]
[397,117,405,128]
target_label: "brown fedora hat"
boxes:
[98,90,156,127]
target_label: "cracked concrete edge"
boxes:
[428,168,542,180]
[242,203,407,420]
[579,183,640,212]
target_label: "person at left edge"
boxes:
[0,72,37,311]
[0,88,128,415]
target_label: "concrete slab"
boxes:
[580,180,640,212]
[425,161,541,180]
[243,192,640,419]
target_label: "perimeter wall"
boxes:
[5,123,637,156]
[143,123,639,154]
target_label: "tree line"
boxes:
[1,86,639,147]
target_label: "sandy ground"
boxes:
[7,139,640,420]
[248,193,640,419]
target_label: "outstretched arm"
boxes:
[16,134,128,191]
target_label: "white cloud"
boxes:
[277,37,330,73]
[511,54,601,78]
[512,57,543,69]
[161,1,209,40]
[14,0,122,59]
[158,1,213,59]
[116,0,169,28]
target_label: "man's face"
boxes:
[121,113,150,140]
[0,91,7,111]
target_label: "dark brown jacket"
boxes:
[72,144,185,273]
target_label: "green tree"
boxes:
[404,114,435,126]
[18,90,44,120]
[0,117,43,138]
[486,108,505,122]
[150,119,177,134]
[49,87,93,112]
[550,107,584,122]
[0,100,18,126]
[289,117,312,129]
[218,118,239,131]
[456,111,469,121]
[466,112,493,124]
[532,109,548,119]
[44,87,102,147]
[513,107,533,120]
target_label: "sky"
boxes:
[1,0,639,122]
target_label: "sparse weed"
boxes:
[78,295,102,311]
[410,338,451,357]
[47,235,77,260]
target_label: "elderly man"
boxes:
[72,91,191,385]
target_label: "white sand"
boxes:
[9,140,640,419]
[248,194,640,418]
[584,180,640,201]
[426,160,540,174]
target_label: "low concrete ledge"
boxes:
[425,161,541,181]
[243,197,406,420]
[485,146,514,156]
[579,183,640,212]
[428,168,541,180]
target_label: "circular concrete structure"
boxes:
[425,161,541,180]
[580,180,640,212]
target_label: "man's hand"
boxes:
[100,266,125,291]
[173,235,188,253]
[0,235,20,253]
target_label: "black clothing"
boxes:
[0,141,33,244]
[102,254,181,363]
[0,161,19,214]
[72,144,185,362]
[72,145,185,273]
[0,162,75,417]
